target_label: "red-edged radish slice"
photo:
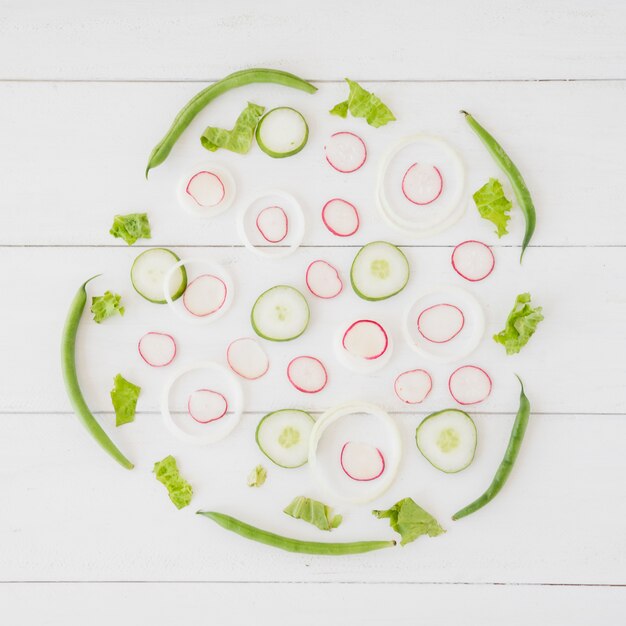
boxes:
[305,260,343,299]
[325,132,367,173]
[226,337,269,380]
[186,171,225,207]
[187,388,228,424]
[138,332,176,367]
[287,356,328,393]
[448,365,492,405]
[417,304,465,344]
[340,441,385,481]
[394,369,433,404]
[401,163,443,205]
[322,198,360,237]
[342,320,388,360]
[182,274,227,317]
[451,240,495,282]
[255,205,289,243]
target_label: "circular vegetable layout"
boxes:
[322,198,360,237]
[335,319,393,373]
[178,164,236,217]
[325,131,367,173]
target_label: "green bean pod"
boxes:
[452,375,530,521]
[462,111,536,262]
[61,276,134,469]
[197,511,395,555]
[146,68,317,177]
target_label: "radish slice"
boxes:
[417,304,465,344]
[186,171,225,207]
[401,163,443,205]
[287,356,328,393]
[451,240,495,282]
[138,332,176,367]
[342,320,388,360]
[187,389,228,424]
[178,164,236,218]
[448,365,492,405]
[226,338,269,380]
[340,441,385,481]
[325,132,367,173]
[394,369,433,404]
[322,198,360,237]
[255,205,289,243]
[306,260,343,299]
[183,274,227,317]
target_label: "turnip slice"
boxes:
[394,369,433,404]
[340,441,385,481]
[448,365,492,405]
[186,171,225,207]
[226,337,269,380]
[256,205,289,243]
[182,274,227,317]
[187,388,228,424]
[322,198,360,237]
[417,304,465,343]
[342,320,388,360]
[325,131,367,173]
[451,240,495,282]
[401,163,443,205]
[306,260,343,299]
[138,332,176,367]
[287,356,328,393]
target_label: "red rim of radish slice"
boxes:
[417,303,465,344]
[182,274,228,317]
[340,441,386,482]
[138,332,177,367]
[186,171,225,207]
[255,205,289,243]
[287,356,328,393]
[342,319,389,360]
[324,131,367,173]
[321,198,360,237]
[226,337,269,380]
[305,260,343,299]
[451,240,495,282]
[393,369,433,404]
[187,388,228,424]
[178,163,236,218]
[448,365,492,405]
[401,163,443,205]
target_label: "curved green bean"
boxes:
[452,375,530,521]
[61,276,134,469]
[462,111,536,262]
[146,68,317,177]
[197,511,395,555]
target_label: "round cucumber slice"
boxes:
[415,409,477,473]
[131,248,187,304]
[350,241,410,301]
[256,107,309,158]
[251,285,310,341]
[256,409,315,468]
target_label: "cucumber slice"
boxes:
[251,285,310,341]
[131,248,187,304]
[256,107,309,158]
[350,241,410,301]
[256,409,315,468]
[415,409,477,473]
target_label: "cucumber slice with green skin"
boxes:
[416,409,477,473]
[131,248,187,304]
[256,409,315,468]
[251,285,310,341]
[256,107,309,158]
[350,241,410,301]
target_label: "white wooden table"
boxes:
[1,1,625,623]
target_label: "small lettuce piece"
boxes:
[153,455,193,510]
[109,213,151,245]
[91,291,124,323]
[284,496,342,531]
[247,464,267,488]
[494,292,544,355]
[200,102,265,154]
[473,178,512,237]
[330,78,395,128]
[372,498,445,546]
[110,374,141,427]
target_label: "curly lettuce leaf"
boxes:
[284,496,342,531]
[110,373,141,427]
[109,213,151,245]
[330,79,395,128]
[372,498,445,546]
[494,292,544,355]
[473,178,512,238]
[247,464,267,488]
[153,455,193,510]
[200,101,265,154]
[91,291,124,323]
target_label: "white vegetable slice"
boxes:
[183,274,227,317]
[256,107,309,158]
[251,285,310,341]
[305,260,343,299]
[256,205,289,243]
[321,198,360,237]
[325,131,367,173]
[178,164,236,217]
[340,441,385,481]
[287,356,328,393]
[401,163,443,205]
[131,248,187,304]
[394,369,433,404]
[417,303,465,344]
[226,337,269,380]
[451,240,495,282]
[256,409,315,468]
[138,332,176,367]
[350,241,410,301]
[186,171,224,207]
[187,389,228,424]
[342,320,388,360]
[448,365,492,405]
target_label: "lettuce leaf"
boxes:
[372,498,445,546]
[91,291,124,323]
[110,374,141,427]
[247,464,267,488]
[153,455,193,510]
[284,496,342,531]
[473,178,512,238]
[200,102,265,154]
[109,213,151,245]
[330,79,395,128]
[494,292,544,355]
